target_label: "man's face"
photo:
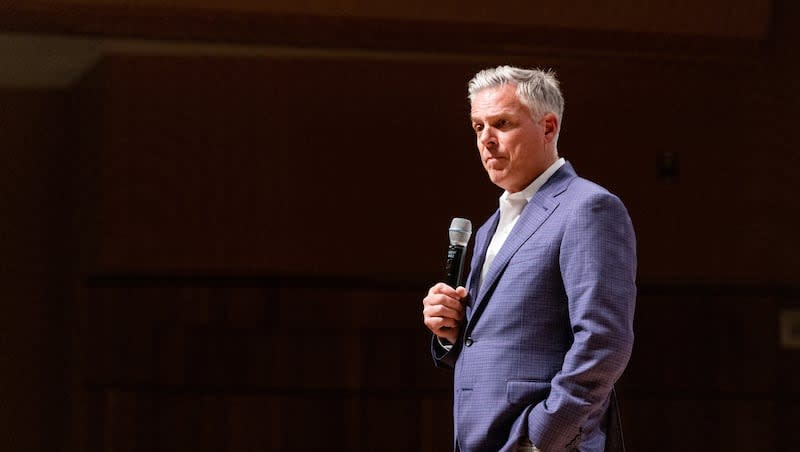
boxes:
[470,84,557,193]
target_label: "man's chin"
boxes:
[486,169,502,179]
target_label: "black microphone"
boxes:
[445,218,472,288]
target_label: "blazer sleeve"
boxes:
[430,335,460,369]
[528,191,637,450]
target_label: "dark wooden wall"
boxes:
[2,1,800,451]
[0,88,72,451]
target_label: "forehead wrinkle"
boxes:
[470,85,532,127]
[471,102,523,124]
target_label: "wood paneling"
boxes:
[0,0,772,38]
[76,55,491,276]
[619,286,800,451]
[76,279,453,451]
[71,278,800,451]
[0,89,71,451]
[69,53,799,283]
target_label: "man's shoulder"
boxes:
[560,175,631,222]
[562,174,614,199]
[547,161,612,199]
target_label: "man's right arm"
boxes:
[423,283,466,368]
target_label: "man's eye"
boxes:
[473,124,483,133]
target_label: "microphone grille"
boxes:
[449,217,472,246]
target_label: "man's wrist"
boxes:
[436,336,454,350]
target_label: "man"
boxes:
[422,66,636,451]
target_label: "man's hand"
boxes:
[422,283,467,344]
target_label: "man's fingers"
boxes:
[423,292,464,312]
[427,282,463,298]
[424,315,460,332]
[423,303,464,321]
[422,283,466,342]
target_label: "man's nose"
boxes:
[479,127,497,147]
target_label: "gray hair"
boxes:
[468,66,564,124]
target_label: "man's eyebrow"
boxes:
[471,112,494,121]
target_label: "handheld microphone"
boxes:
[445,218,472,288]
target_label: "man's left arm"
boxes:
[528,191,637,450]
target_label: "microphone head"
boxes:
[448,217,472,247]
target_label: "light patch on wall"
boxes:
[780,309,800,350]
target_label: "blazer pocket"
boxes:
[506,380,551,406]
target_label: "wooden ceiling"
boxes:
[0,0,775,87]
[0,0,773,41]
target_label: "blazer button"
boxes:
[464,337,474,347]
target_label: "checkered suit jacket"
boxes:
[432,162,636,451]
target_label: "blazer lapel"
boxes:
[466,210,499,308]
[468,163,577,326]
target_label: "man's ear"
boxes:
[542,112,559,142]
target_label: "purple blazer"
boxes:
[433,162,637,451]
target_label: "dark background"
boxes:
[1,1,799,450]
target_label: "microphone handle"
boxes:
[445,244,467,288]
